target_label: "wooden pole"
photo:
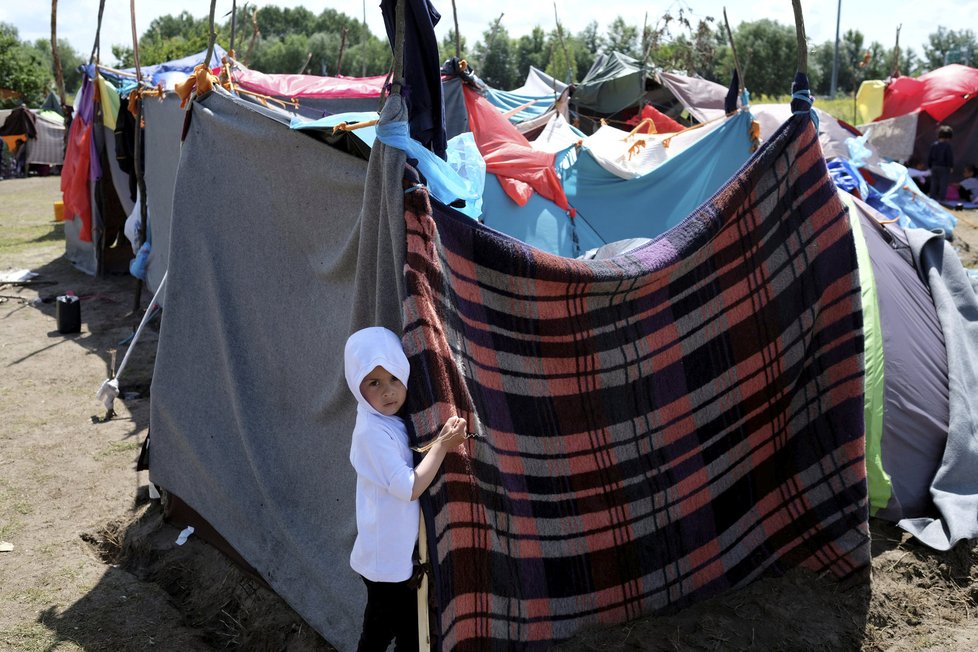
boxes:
[451,0,461,58]
[204,0,218,71]
[130,0,149,316]
[244,7,260,67]
[51,0,66,107]
[553,2,571,82]
[723,8,744,95]
[229,0,238,55]
[791,0,808,74]
[890,25,902,77]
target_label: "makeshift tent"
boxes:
[60,72,133,276]
[145,71,901,648]
[229,65,387,118]
[572,53,723,131]
[868,65,978,180]
[0,104,65,171]
[482,66,568,124]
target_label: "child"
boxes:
[927,125,954,201]
[958,164,978,203]
[344,326,468,652]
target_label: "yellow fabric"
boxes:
[96,75,120,130]
[856,80,886,124]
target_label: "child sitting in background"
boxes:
[958,164,978,203]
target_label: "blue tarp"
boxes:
[483,88,560,123]
[126,45,228,86]
[480,173,604,257]
[563,110,756,243]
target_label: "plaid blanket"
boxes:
[402,114,870,650]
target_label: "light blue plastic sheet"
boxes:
[484,88,559,123]
[479,174,604,258]
[290,111,379,148]
[375,120,480,209]
[563,111,756,243]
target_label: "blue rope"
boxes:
[792,91,819,130]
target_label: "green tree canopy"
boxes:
[922,27,977,68]
[0,23,50,107]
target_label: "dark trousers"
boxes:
[930,166,951,201]
[357,577,419,652]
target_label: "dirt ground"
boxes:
[1,176,976,651]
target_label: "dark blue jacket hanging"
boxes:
[380,0,447,159]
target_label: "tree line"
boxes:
[2,3,976,109]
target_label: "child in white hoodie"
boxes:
[344,326,467,652]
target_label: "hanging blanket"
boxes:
[401,113,871,650]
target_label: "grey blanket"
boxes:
[899,229,978,550]
[149,89,407,651]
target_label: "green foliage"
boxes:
[606,17,639,58]
[136,11,226,67]
[473,23,518,89]
[922,27,977,68]
[725,19,798,97]
[0,23,50,107]
[31,38,84,97]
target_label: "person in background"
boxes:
[906,158,931,196]
[958,164,978,203]
[927,125,954,201]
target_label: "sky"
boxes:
[3,0,973,65]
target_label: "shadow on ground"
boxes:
[39,490,335,651]
[4,252,157,438]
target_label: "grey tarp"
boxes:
[852,200,949,522]
[655,71,728,123]
[142,94,188,298]
[149,89,408,651]
[899,228,978,550]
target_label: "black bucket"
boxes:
[56,295,81,334]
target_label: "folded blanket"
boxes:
[402,113,871,650]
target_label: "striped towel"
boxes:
[402,114,870,650]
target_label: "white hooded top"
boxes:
[344,327,418,583]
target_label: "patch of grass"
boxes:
[94,440,142,460]
[15,585,56,607]
[0,622,64,652]
[0,515,24,540]
[755,93,863,125]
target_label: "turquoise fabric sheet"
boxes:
[564,111,756,243]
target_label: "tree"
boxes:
[725,19,797,97]
[580,21,603,56]
[605,17,638,57]
[922,27,977,69]
[0,23,50,107]
[516,27,549,77]
[32,38,84,97]
[472,22,517,89]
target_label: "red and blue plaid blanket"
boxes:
[402,114,870,650]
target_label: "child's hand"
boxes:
[436,415,468,449]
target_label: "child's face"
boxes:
[359,365,407,416]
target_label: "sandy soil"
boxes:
[1,176,976,651]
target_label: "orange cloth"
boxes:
[1,134,26,152]
[60,111,93,241]
[462,86,572,214]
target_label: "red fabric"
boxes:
[232,68,387,99]
[879,64,978,122]
[60,113,92,242]
[625,103,685,134]
[462,86,572,213]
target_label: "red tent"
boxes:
[879,64,978,123]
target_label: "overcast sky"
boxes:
[4,0,972,64]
